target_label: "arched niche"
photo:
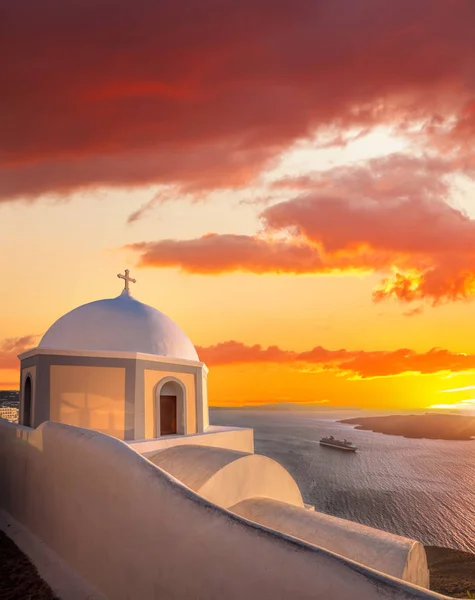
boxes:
[23,375,33,427]
[154,377,187,437]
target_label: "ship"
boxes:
[319,435,357,452]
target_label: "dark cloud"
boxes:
[2,0,475,200]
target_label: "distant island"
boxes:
[212,402,361,411]
[340,413,475,441]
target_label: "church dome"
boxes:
[39,287,200,362]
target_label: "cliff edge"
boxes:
[426,545,475,598]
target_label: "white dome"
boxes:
[39,290,199,361]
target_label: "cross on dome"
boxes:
[117,269,136,292]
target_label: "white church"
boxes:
[18,269,209,441]
[0,271,448,600]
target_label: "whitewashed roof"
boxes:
[39,289,199,361]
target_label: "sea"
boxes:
[210,409,475,554]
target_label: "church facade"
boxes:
[2,269,435,598]
[18,271,208,441]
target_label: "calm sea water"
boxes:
[210,409,475,553]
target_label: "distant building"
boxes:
[0,406,19,423]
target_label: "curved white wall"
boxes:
[0,420,449,600]
[129,425,254,455]
[149,445,304,508]
[230,497,429,588]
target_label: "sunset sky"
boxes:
[2,0,475,410]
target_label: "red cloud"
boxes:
[197,341,296,365]
[272,154,451,200]
[0,336,39,370]
[1,1,475,200]
[1,335,473,380]
[127,234,324,274]
[196,341,475,378]
[126,153,475,303]
[373,266,475,304]
[262,155,466,256]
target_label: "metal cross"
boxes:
[117,269,136,291]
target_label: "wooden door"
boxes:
[160,395,177,435]
[24,377,32,427]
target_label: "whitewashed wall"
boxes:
[0,420,449,600]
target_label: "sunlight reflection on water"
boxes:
[211,409,475,553]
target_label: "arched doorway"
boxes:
[23,376,32,427]
[155,379,186,437]
[160,394,177,435]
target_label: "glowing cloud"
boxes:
[196,341,475,379]
[439,385,475,394]
[429,399,475,410]
[126,154,475,304]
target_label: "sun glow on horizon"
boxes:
[429,399,475,410]
[439,385,475,394]
[3,14,475,413]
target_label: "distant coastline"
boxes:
[212,402,361,411]
[340,413,475,441]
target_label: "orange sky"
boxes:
[2,1,475,410]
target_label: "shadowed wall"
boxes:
[0,419,448,600]
[50,365,126,439]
